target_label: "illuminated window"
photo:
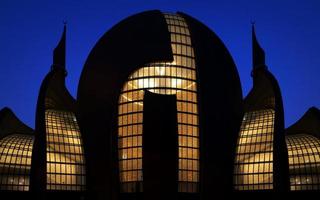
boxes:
[45,109,86,191]
[118,13,199,193]
[286,134,320,190]
[234,109,275,190]
[0,134,33,191]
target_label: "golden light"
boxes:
[118,13,199,193]
[122,63,194,100]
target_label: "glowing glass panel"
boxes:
[0,134,33,191]
[286,134,320,190]
[234,109,275,190]
[45,109,86,191]
[118,13,199,193]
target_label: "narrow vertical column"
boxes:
[143,91,178,200]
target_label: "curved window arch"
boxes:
[234,108,275,190]
[45,109,86,191]
[118,13,199,193]
[0,134,33,191]
[286,134,320,190]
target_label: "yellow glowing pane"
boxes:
[286,134,320,191]
[0,134,34,191]
[118,13,199,193]
[45,110,86,191]
[234,109,275,190]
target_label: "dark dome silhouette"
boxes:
[77,10,243,200]
[0,9,318,200]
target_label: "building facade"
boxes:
[0,10,319,200]
[233,26,289,192]
[30,25,86,199]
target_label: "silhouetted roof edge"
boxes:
[0,107,34,139]
[286,107,320,138]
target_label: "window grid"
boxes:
[234,109,275,190]
[118,13,199,193]
[45,109,86,191]
[286,134,320,190]
[0,134,34,191]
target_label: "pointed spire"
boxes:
[252,23,266,71]
[52,23,66,72]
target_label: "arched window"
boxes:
[118,13,199,193]
[0,134,33,191]
[45,109,86,191]
[234,108,275,190]
[286,134,320,190]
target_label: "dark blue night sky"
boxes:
[0,0,319,128]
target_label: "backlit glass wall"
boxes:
[286,134,320,190]
[118,13,199,193]
[45,109,86,191]
[0,134,34,191]
[234,109,275,190]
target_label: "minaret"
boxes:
[51,23,67,75]
[252,24,267,76]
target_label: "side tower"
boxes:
[77,10,243,200]
[233,25,289,192]
[30,25,86,199]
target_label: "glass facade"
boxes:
[234,109,275,190]
[45,109,86,191]
[286,134,320,190]
[118,13,199,193]
[0,134,34,191]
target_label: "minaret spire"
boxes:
[252,23,266,73]
[52,23,66,73]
